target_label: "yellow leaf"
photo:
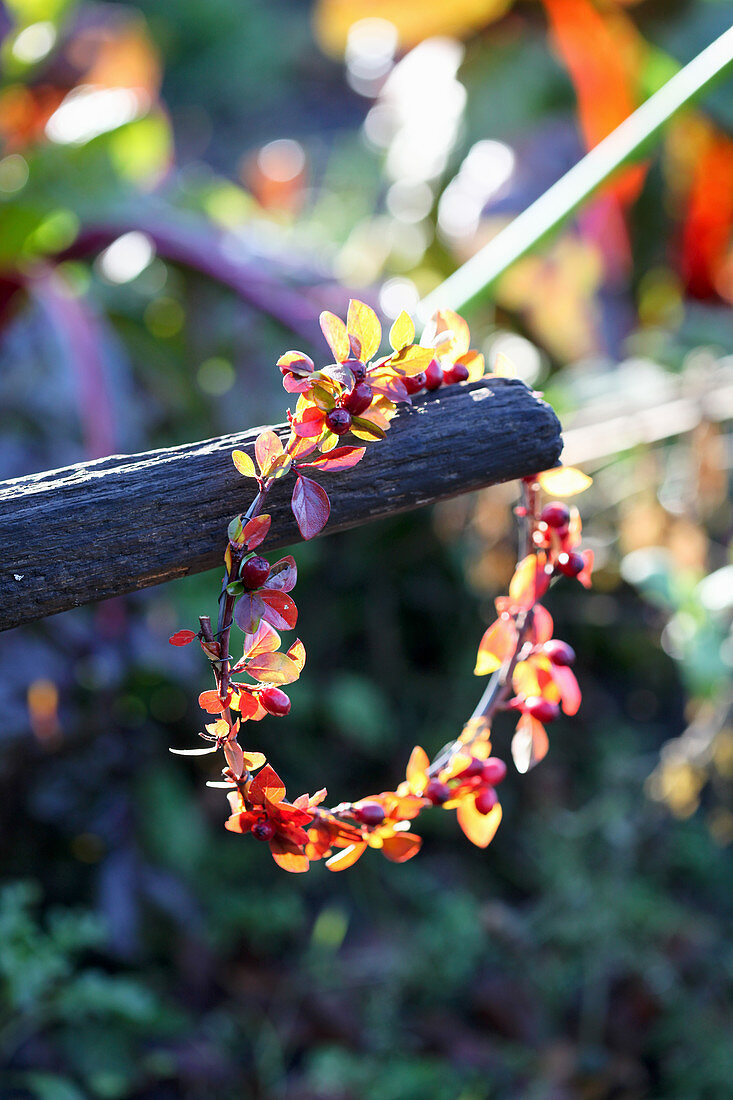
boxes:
[492,350,517,378]
[347,299,381,362]
[232,449,257,478]
[389,310,415,351]
[537,466,593,497]
[456,797,502,848]
[314,0,512,56]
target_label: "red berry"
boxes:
[259,687,291,717]
[557,551,584,578]
[475,787,499,815]
[424,358,443,391]
[481,758,507,786]
[252,819,275,841]
[353,801,385,827]
[542,640,576,666]
[325,408,352,435]
[541,502,570,528]
[442,363,469,385]
[240,555,270,590]
[344,358,367,382]
[425,778,451,805]
[403,372,426,394]
[524,696,560,723]
[343,381,373,415]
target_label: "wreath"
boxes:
[168,300,593,873]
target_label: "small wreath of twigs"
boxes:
[168,301,594,873]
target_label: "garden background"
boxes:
[1,1,732,1097]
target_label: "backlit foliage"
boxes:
[169,301,592,872]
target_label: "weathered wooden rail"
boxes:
[0,378,561,632]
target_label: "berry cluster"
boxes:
[169,301,593,872]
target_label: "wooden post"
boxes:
[0,378,561,631]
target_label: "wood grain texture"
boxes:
[0,379,561,631]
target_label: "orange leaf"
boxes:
[347,299,381,362]
[456,797,502,848]
[246,651,301,686]
[511,714,549,774]
[405,746,429,791]
[474,616,518,676]
[509,553,551,609]
[381,832,422,863]
[286,638,306,674]
[537,466,592,497]
[241,620,281,661]
[269,837,310,873]
[319,310,350,362]
[326,842,367,871]
[255,430,284,476]
[198,690,226,714]
[248,764,286,805]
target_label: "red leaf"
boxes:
[249,764,286,805]
[261,590,298,630]
[297,446,366,473]
[291,474,330,540]
[241,513,271,550]
[169,629,197,646]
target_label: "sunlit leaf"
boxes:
[537,466,593,497]
[297,446,366,472]
[326,842,367,871]
[405,746,429,791]
[456,797,502,848]
[432,308,470,361]
[346,299,381,362]
[168,745,218,756]
[511,714,549,773]
[319,310,350,362]
[389,310,415,351]
[491,350,517,378]
[246,651,301,685]
[241,620,281,661]
[198,690,226,714]
[249,764,286,804]
[241,513,271,550]
[350,415,386,441]
[260,590,298,630]
[381,832,422,862]
[474,616,517,676]
[232,450,257,478]
[509,553,551,608]
[456,349,485,381]
[277,350,314,376]
[270,837,310,873]
[386,343,434,376]
[255,430,284,476]
[286,638,306,675]
[513,655,560,703]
